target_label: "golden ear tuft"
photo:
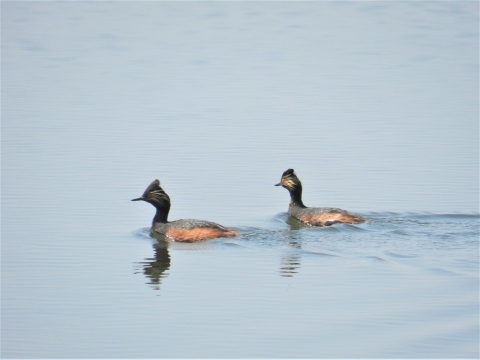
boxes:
[282,178,295,189]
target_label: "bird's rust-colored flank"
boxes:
[300,213,364,227]
[165,227,239,242]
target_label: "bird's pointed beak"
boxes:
[131,197,145,201]
[274,182,282,186]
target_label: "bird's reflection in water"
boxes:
[279,223,303,277]
[134,233,171,291]
[286,215,309,230]
[279,252,301,277]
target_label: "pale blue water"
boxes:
[2,1,479,358]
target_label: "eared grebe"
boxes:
[132,179,239,242]
[275,169,367,226]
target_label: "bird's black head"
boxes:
[274,168,302,191]
[131,179,171,210]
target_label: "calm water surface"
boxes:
[2,1,479,358]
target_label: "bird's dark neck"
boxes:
[289,186,306,208]
[152,206,170,224]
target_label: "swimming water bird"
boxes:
[275,169,367,226]
[132,179,239,242]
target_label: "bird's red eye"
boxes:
[147,193,152,198]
